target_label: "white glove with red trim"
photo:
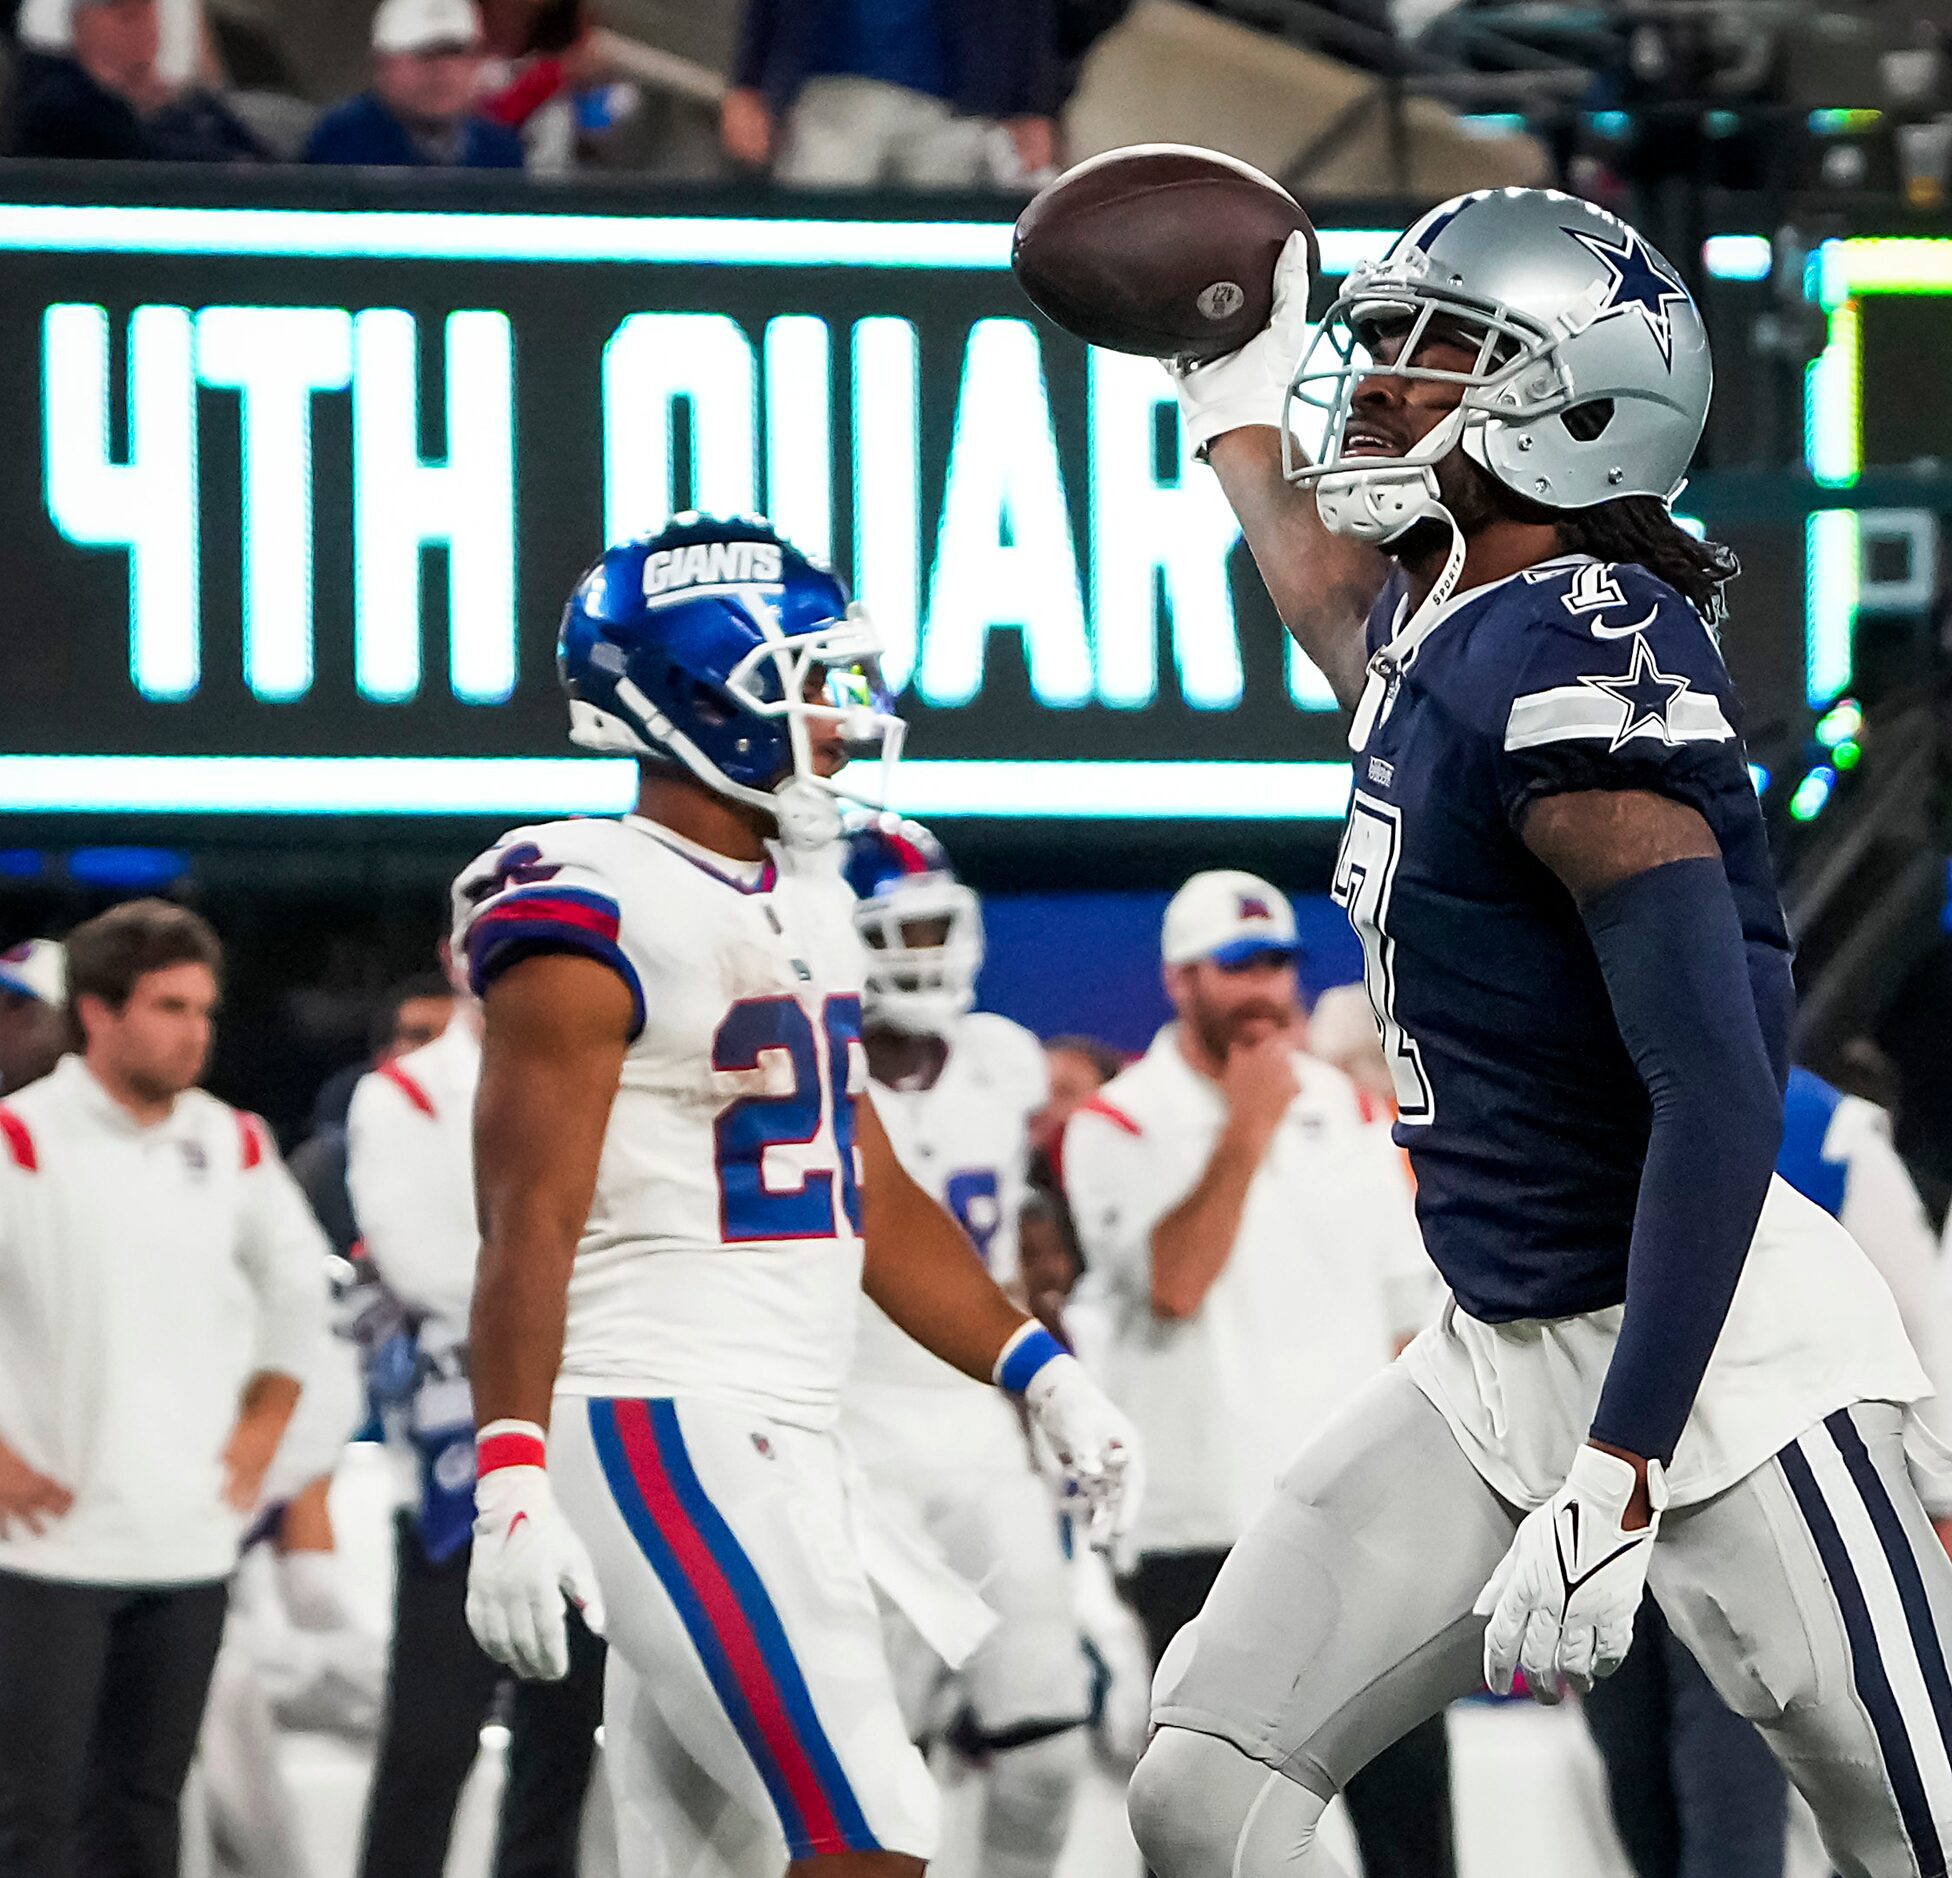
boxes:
[1165,229,1316,456]
[1475,1444,1665,1702]
[998,1324,1143,1550]
[465,1420,606,1682]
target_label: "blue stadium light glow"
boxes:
[1788,765,1836,822]
[67,847,190,889]
[0,756,1355,821]
[1701,235,1771,282]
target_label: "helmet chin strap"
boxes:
[1344,499,1468,755]
[1313,410,1473,755]
[603,673,846,852]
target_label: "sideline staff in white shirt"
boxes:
[346,1002,603,1878]
[1062,871,1450,1878]
[0,900,326,1878]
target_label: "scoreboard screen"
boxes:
[0,176,1920,829]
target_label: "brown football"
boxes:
[1011,145,1317,361]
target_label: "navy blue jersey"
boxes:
[1336,554,1791,1322]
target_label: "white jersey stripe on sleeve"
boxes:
[1504,685,1734,754]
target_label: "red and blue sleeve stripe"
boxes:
[586,1397,880,1859]
[467,888,645,1039]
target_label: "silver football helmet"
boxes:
[1285,189,1713,545]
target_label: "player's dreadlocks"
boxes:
[1472,393,1740,623]
[1555,495,1740,624]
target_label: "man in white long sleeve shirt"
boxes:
[0,899,326,1878]
[345,1001,603,1878]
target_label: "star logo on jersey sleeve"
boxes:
[1565,224,1693,368]
[1578,633,1693,750]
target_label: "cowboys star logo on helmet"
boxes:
[1564,223,1694,370]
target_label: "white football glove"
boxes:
[1014,1341,1143,1550]
[465,1421,606,1682]
[1164,228,1316,456]
[1475,1444,1665,1703]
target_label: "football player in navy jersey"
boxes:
[1124,188,1952,1878]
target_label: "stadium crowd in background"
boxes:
[304,0,524,170]
[4,0,266,161]
[721,0,1062,187]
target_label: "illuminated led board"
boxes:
[0,197,1816,819]
[1804,237,1952,704]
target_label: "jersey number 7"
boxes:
[1332,793,1434,1123]
[712,994,864,1242]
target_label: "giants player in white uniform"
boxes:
[452,514,1139,1878]
[839,815,1093,1878]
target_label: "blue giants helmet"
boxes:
[558,513,905,850]
[843,815,984,1036]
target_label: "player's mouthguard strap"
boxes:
[995,1323,1065,1396]
[476,1419,548,1475]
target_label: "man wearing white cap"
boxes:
[0,941,66,1095]
[1061,872,1453,1878]
[305,0,524,169]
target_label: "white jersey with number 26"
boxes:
[453,814,869,1430]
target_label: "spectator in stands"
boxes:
[5,0,266,160]
[0,941,65,1096]
[305,0,524,171]
[475,0,628,172]
[0,900,327,1878]
[722,0,1061,188]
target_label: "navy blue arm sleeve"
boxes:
[1584,857,1785,1465]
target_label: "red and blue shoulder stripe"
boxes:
[467,886,646,1038]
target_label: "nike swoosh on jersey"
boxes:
[1588,606,1663,640]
